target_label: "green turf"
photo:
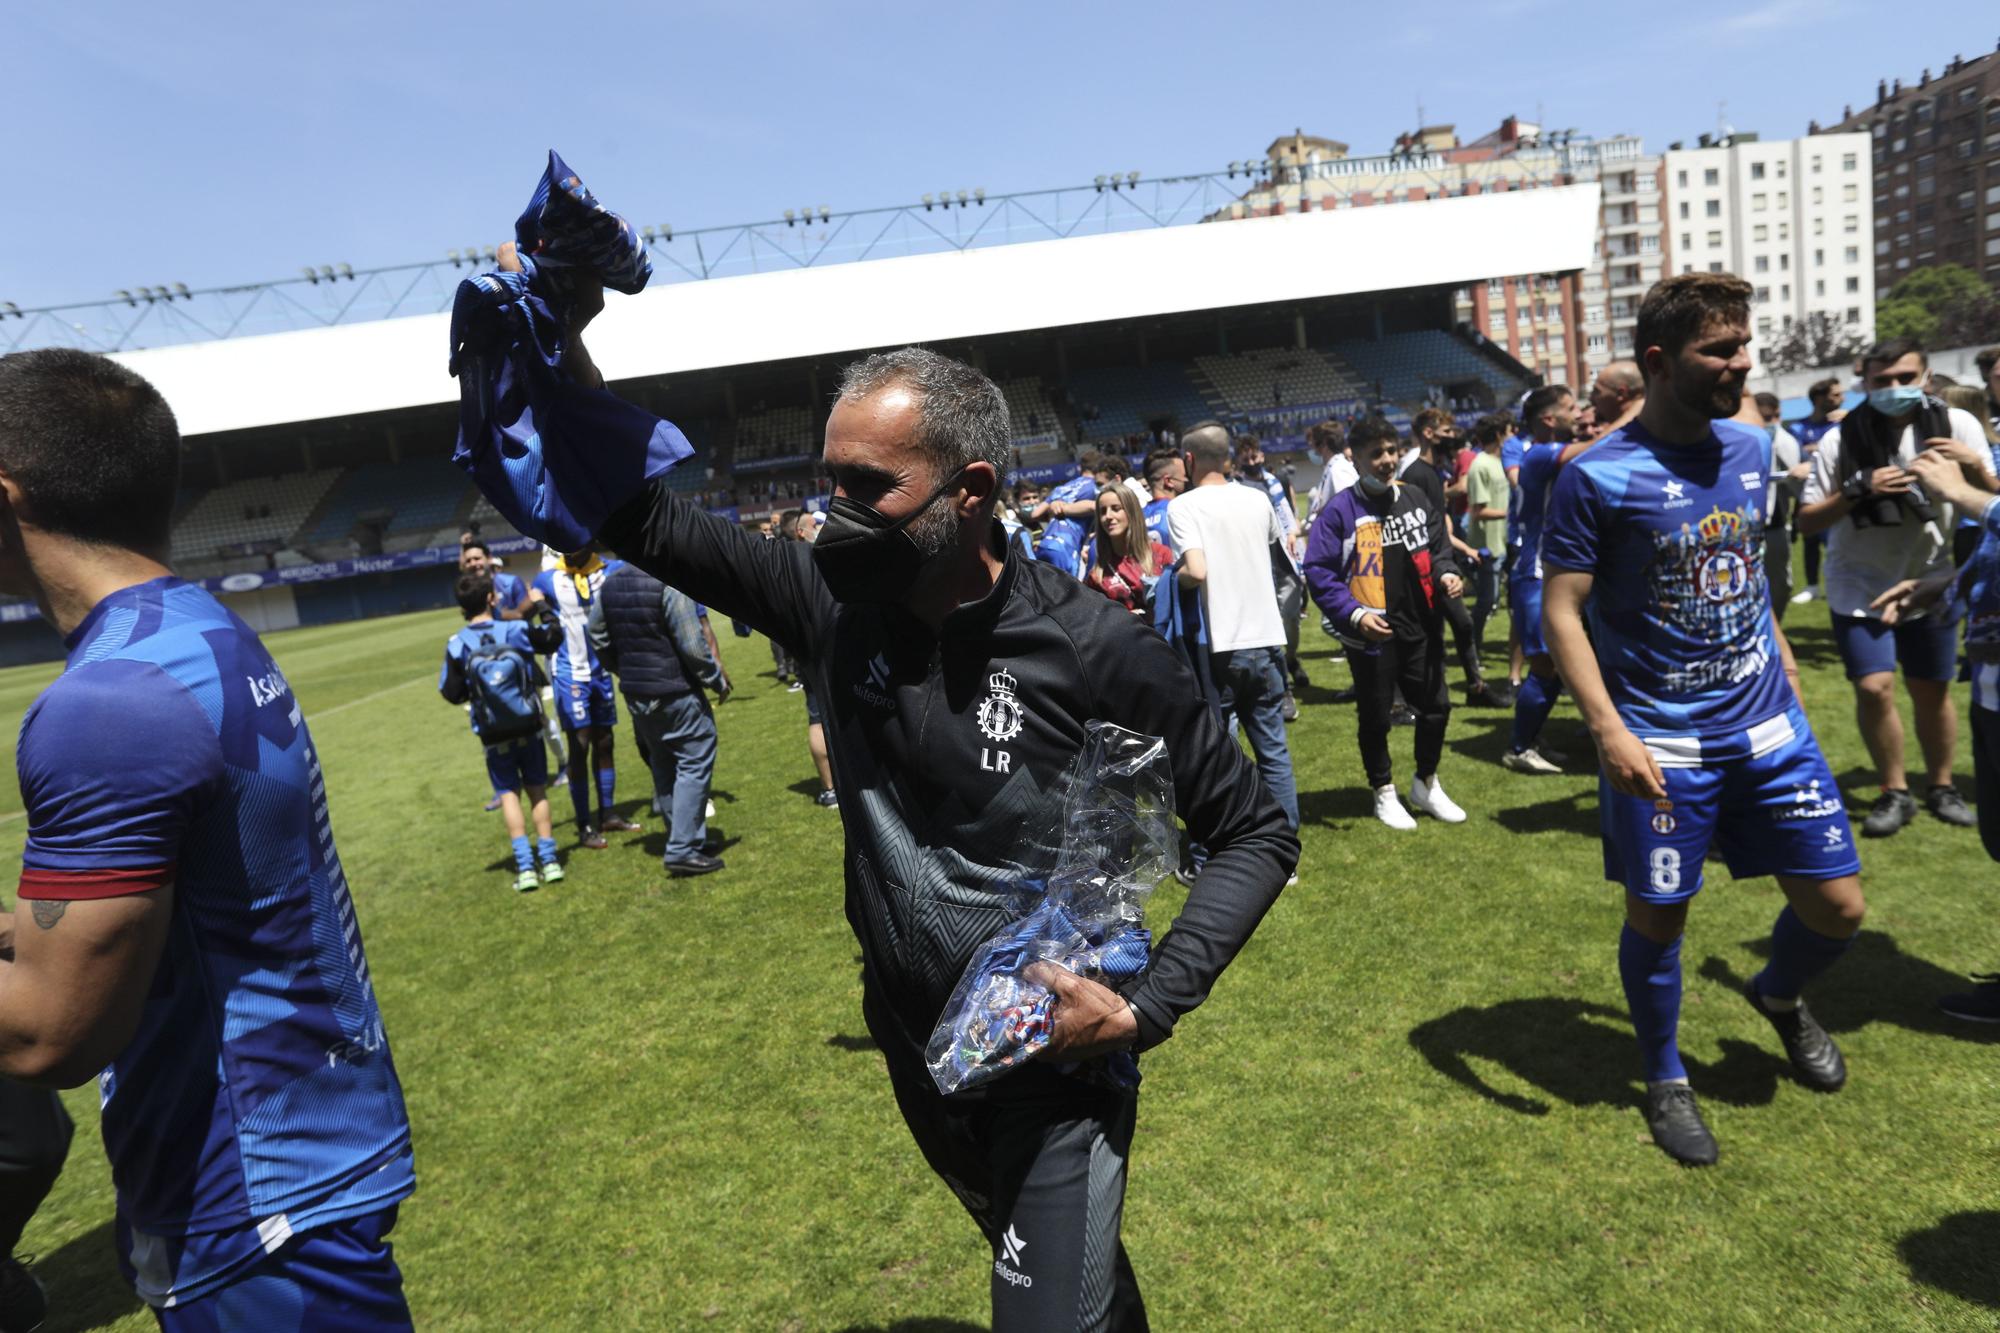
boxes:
[10,599,1999,1330]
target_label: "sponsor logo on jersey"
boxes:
[851,652,895,711]
[1662,479,1693,510]
[1824,825,1848,848]
[246,667,292,708]
[977,669,1026,743]
[1001,1224,1027,1267]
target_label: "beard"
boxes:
[1680,373,1744,420]
[905,495,961,560]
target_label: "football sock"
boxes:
[537,836,559,866]
[1619,925,1687,1084]
[510,836,534,874]
[1752,906,1853,1006]
[1510,672,1558,754]
[596,766,617,819]
[568,763,593,831]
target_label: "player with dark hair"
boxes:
[1541,272,1865,1166]
[0,348,416,1320]
[1141,447,1187,552]
[1030,451,1101,578]
[1500,383,1578,774]
[459,538,531,619]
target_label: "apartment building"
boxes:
[1663,132,1876,368]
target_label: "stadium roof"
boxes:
[117,183,1601,439]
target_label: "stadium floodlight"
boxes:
[0,302,17,317]
[338,263,353,279]
[784,209,797,226]
[639,228,654,244]
[318,266,335,282]
[302,267,318,284]
[482,246,498,263]
[115,289,134,305]
[658,223,671,242]
[922,194,934,210]
[972,189,983,205]
[447,249,461,265]
[818,206,830,221]
[956,190,968,206]
[1127,172,1140,187]
[1228,161,1239,177]
[174,282,191,298]
[1094,175,1106,192]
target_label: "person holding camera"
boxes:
[1796,337,1997,837]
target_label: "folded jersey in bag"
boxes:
[449,152,691,548]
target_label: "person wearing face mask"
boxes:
[1796,336,1996,837]
[585,341,1297,1331]
[1542,271,1865,1168]
[1303,417,1468,830]
[1500,384,1582,775]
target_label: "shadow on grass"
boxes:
[826,1034,879,1053]
[1698,930,2000,1044]
[834,1321,985,1333]
[1488,787,1599,837]
[34,1218,140,1333]
[1408,997,1788,1115]
[1296,786,1376,828]
[1899,1211,2000,1309]
[1782,618,1841,671]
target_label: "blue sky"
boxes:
[4,0,1989,310]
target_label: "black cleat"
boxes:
[0,1254,46,1333]
[1642,1083,1718,1167]
[577,827,609,851]
[1861,788,1917,838]
[1745,984,1847,1091]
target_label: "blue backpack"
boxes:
[464,632,541,742]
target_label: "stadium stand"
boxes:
[734,406,817,463]
[996,376,1064,445]
[1331,330,1522,408]
[300,459,472,548]
[170,469,343,567]
[1066,363,1211,441]
[1192,348,1366,413]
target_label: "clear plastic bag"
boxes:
[925,721,1175,1094]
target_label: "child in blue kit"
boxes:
[440,572,567,890]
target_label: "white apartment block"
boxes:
[1664,132,1875,367]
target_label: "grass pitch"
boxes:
[9,599,1999,1330]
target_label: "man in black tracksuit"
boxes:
[587,344,1298,1331]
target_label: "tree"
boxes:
[1763,312,1867,373]
[1875,263,1997,347]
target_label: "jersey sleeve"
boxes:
[17,659,225,899]
[1801,426,1843,505]
[1539,462,1606,576]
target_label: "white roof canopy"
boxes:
[115,183,1603,439]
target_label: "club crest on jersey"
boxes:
[977,668,1025,743]
[1698,550,1752,603]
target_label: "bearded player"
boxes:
[1540,272,1865,1167]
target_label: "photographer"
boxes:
[1796,337,1996,837]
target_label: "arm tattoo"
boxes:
[29,900,66,930]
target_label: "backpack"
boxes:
[464,631,541,742]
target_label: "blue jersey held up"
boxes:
[1542,419,1791,741]
[1510,442,1565,583]
[1034,474,1097,575]
[15,578,412,1305]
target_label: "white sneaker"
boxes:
[1502,747,1563,775]
[1373,784,1417,831]
[1408,775,1467,823]
[1789,588,1816,606]
[705,799,717,819]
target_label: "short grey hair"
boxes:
[836,347,1011,492]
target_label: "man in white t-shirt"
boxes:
[1168,424,1299,831]
[1797,337,1998,837]
[1303,419,1359,527]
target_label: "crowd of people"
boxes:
[0,261,1997,1331]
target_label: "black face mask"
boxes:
[810,469,966,604]
[1357,471,1393,500]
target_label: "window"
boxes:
[1710,261,1725,273]
[1814,248,1825,266]
[1989,183,2000,206]
[1845,276,1860,292]
[1892,137,1907,153]
[1876,239,1891,255]
[1916,152,1934,174]
[1812,186,1824,204]
[1753,224,1769,241]
[1680,231,1692,249]
[1813,218,1825,235]
[1676,169,1688,187]
[1780,254,1790,270]
[1486,277,1505,297]
[1844,246,1859,262]
[1812,155,1823,173]
[1706,199,1722,217]
[1872,122,1885,137]
[1917,177,1935,197]
[1751,162,1766,180]
[1707,230,1723,247]
[1704,168,1720,186]
[1777,191,1789,208]
[1848,306,1861,323]
[1754,255,1770,272]
[1779,223,1790,240]
[1640,234,1659,253]
[1815,279,1826,295]
[1957,139,1976,159]
[1755,286,1771,301]
[1777,161,1788,179]
[1487,312,1506,336]
[1587,332,1607,353]
[1842,152,1858,170]
[1585,305,1604,324]
[1752,193,1768,211]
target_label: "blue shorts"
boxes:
[1830,612,1957,682]
[1601,707,1862,903]
[1509,577,1546,658]
[555,675,617,729]
[147,1207,411,1332]
[483,736,549,794]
